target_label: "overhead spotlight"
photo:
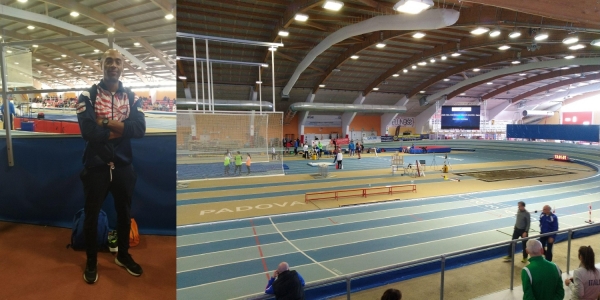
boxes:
[430,58,435,63]
[561,67,570,70]
[294,13,308,21]
[443,78,450,81]
[319,84,326,87]
[534,31,549,41]
[412,32,426,38]
[563,35,579,44]
[565,55,575,59]
[487,82,493,85]
[498,45,511,50]
[473,68,480,72]
[134,42,140,46]
[165,13,174,20]
[591,39,600,46]
[393,0,434,14]
[256,81,263,84]
[420,90,426,93]
[569,44,586,50]
[323,0,344,11]
[519,73,526,76]
[27,25,35,30]
[278,30,289,37]
[261,63,269,68]
[451,52,461,57]
[508,30,521,38]
[35,58,40,61]
[32,44,38,48]
[376,43,386,48]
[392,74,400,77]
[350,55,359,59]
[418,61,426,66]
[441,55,447,60]
[107,27,115,32]
[512,60,521,64]
[470,27,489,35]
[411,65,417,69]
[489,27,501,37]
[403,69,408,73]
[61,54,67,57]
[94,49,100,53]
[70,11,80,17]
[268,47,277,51]
[178,76,187,80]
[460,93,466,96]
[373,87,379,91]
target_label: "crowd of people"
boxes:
[26,95,176,111]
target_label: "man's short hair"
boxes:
[277,262,290,273]
[526,239,543,256]
[518,201,525,207]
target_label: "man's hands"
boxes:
[272,270,279,278]
[564,278,572,286]
[96,118,125,139]
[548,237,554,243]
[521,232,528,238]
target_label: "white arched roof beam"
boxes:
[413,57,600,132]
[281,9,460,96]
[0,4,147,69]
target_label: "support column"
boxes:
[341,92,365,138]
[298,93,315,144]
[380,96,408,136]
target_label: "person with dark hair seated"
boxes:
[565,246,600,300]
[381,288,402,300]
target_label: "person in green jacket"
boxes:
[224,153,231,176]
[234,151,243,175]
[521,239,564,300]
[318,141,323,158]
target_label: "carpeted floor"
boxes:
[0,221,175,300]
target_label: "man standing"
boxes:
[1,99,16,130]
[521,239,564,299]
[540,205,559,261]
[265,262,305,300]
[504,201,530,263]
[234,151,243,175]
[76,49,145,284]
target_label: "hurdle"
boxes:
[305,184,417,203]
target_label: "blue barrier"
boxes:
[507,124,600,142]
[0,134,175,235]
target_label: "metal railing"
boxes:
[246,222,600,300]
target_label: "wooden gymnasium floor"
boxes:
[176,140,600,299]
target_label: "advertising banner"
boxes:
[381,136,394,142]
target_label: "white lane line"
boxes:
[269,217,338,276]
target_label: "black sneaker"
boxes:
[83,260,98,284]
[115,254,143,276]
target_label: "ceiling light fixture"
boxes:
[393,0,434,14]
[376,43,386,48]
[460,93,466,96]
[451,52,461,57]
[268,47,277,51]
[591,39,600,46]
[441,55,447,60]
[420,90,426,93]
[61,54,66,57]
[561,67,570,70]
[508,30,521,38]
[107,27,115,32]
[418,61,426,66]
[18,0,27,2]
[278,30,289,37]
[35,58,40,61]
[430,58,435,63]
[473,68,480,72]
[32,44,38,48]
[178,76,186,80]
[412,32,426,38]
[403,69,408,73]
[319,84,326,87]
[27,25,35,30]
[443,78,450,81]
[534,31,549,41]
[94,49,100,53]
[563,35,579,44]
[498,45,511,50]
[393,74,400,77]
[165,13,174,20]
[569,44,586,50]
[134,42,140,46]
[373,87,379,91]
[294,13,308,21]
[70,11,80,17]
[512,60,521,64]
[487,82,493,85]
[350,55,359,59]
[470,27,489,35]
[489,27,501,37]
[323,0,344,11]
[256,81,263,84]
[565,55,575,59]
[411,65,417,69]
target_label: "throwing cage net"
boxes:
[176,111,284,180]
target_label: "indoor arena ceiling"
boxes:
[176,0,600,118]
[0,0,176,89]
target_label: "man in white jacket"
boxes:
[336,151,343,170]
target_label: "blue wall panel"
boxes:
[507,125,600,142]
[0,134,175,235]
